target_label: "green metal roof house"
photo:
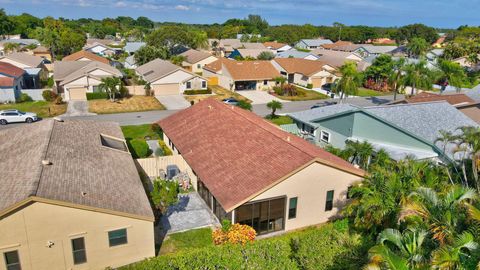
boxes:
[286,101,479,163]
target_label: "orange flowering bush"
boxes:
[212,223,256,245]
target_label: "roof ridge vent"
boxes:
[42,160,52,166]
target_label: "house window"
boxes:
[108,228,128,247]
[4,250,21,270]
[321,131,330,143]
[71,237,87,265]
[92,85,100,92]
[186,81,192,89]
[235,197,285,235]
[263,80,268,86]
[325,190,334,211]
[197,64,201,69]
[202,81,207,89]
[346,186,353,199]
[288,197,298,219]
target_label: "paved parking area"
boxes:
[159,192,219,235]
[62,100,96,117]
[237,90,289,105]
[156,95,190,110]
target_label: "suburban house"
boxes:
[272,58,338,88]
[311,49,369,70]
[123,42,146,55]
[179,49,218,73]
[228,48,272,59]
[368,38,396,45]
[320,40,354,50]
[0,62,25,102]
[158,98,365,235]
[207,39,266,56]
[84,39,118,57]
[203,58,280,91]
[295,39,333,50]
[63,50,111,65]
[453,54,480,71]
[276,49,320,60]
[136,58,207,96]
[390,92,480,124]
[31,46,52,61]
[263,41,292,53]
[0,52,48,89]
[54,60,123,100]
[0,119,154,270]
[0,38,40,56]
[327,44,398,58]
[287,102,478,163]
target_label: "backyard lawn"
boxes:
[273,86,329,101]
[121,124,169,158]
[159,227,213,255]
[265,115,293,126]
[88,96,165,114]
[0,101,67,118]
[356,87,391,97]
[183,85,251,104]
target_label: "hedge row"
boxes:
[86,92,109,100]
[183,88,212,95]
[121,221,370,270]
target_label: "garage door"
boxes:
[69,87,87,100]
[311,77,324,88]
[152,84,179,96]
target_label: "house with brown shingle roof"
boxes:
[158,98,364,235]
[0,119,154,269]
[203,58,280,91]
[263,41,292,53]
[272,58,338,88]
[63,50,111,65]
[179,49,217,73]
[0,62,25,102]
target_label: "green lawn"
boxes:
[121,124,163,158]
[356,87,391,97]
[265,115,293,126]
[0,101,67,118]
[159,227,213,255]
[274,87,329,101]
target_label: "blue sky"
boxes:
[1,0,478,28]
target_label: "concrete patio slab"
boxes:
[156,95,190,110]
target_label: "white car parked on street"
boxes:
[0,109,38,125]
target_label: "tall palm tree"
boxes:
[365,228,428,270]
[170,55,186,66]
[98,77,122,102]
[435,130,458,184]
[456,126,480,192]
[402,60,433,95]
[400,186,477,245]
[333,62,362,102]
[437,59,467,93]
[430,232,478,270]
[388,57,406,101]
[344,140,374,170]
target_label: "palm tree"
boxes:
[344,140,374,170]
[333,62,362,102]
[437,59,466,93]
[274,76,287,87]
[98,77,122,102]
[430,232,478,270]
[435,130,458,184]
[388,57,406,101]
[402,60,433,95]
[400,186,477,245]
[406,38,430,58]
[266,100,282,118]
[170,55,186,66]
[456,126,480,192]
[365,228,428,270]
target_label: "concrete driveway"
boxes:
[237,90,289,105]
[62,100,96,117]
[158,192,219,236]
[156,95,190,110]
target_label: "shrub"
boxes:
[86,92,109,100]
[212,223,256,245]
[183,88,212,95]
[150,179,179,214]
[159,140,172,156]
[236,100,252,111]
[54,96,63,105]
[306,83,313,89]
[18,93,32,103]
[127,139,152,158]
[150,123,162,137]
[42,90,57,101]
[273,86,283,95]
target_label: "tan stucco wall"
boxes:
[250,162,362,231]
[190,56,218,73]
[0,202,154,270]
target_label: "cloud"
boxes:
[174,5,190,11]
[114,1,127,7]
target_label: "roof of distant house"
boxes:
[321,40,354,49]
[263,41,289,50]
[297,39,333,47]
[204,58,280,81]
[0,61,25,77]
[180,49,215,64]
[362,45,398,54]
[0,119,153,220]
[0,39,40,46]
[86,38,115,46]
[123,42,146,53]
[54,60,122,85]
[233,48,272,58]
[32,46,49,53]
[62,50,110,64]
[136,58,195,82]
[393,92,477,107]
[330,44,365,52]
[158,98,364,211]
[0,52,44,67]
[273,58,333,76]
[276,49,319,59]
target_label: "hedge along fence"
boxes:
[86,92,109,100]
[183,88,212,95]
[121,221,370,270]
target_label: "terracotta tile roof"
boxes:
[204,58,280,81]
[0,77,15,87]
[405,92,476,107]
[0,119,153,220]
[63,50,110,64]
[158,98,365,212]
[263,41,288,49]
[321,40,354,49]
[273,58,332,76]
[0,62,25,77]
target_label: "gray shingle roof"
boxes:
[298,39,333,47]
[180,49,214,64]
[276,50,318,59]
[124,42,146,54]
[0,52,44,67]
[0,119,153,219]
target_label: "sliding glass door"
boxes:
[235,197,286,235]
